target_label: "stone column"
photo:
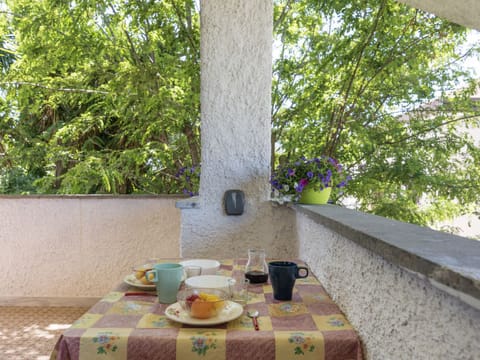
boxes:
[179,0,295,258]
[199,0,272,204]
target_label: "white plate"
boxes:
[165,301,243,326]
[124,273,156,290]
[179,259,220,275]
[185,275,234,292]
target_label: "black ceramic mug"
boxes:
[268,261,309,301]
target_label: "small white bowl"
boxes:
[185,275,235,293]
[179,259,221,275]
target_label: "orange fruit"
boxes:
[191,300,215,319]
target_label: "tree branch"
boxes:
[274,0,293,32]
[349,113,480,171]
[1,81,108,94]
[169,0,198,53]
[325,0,386,156]
[380,113,480,146]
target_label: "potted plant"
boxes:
[270,156,350,204]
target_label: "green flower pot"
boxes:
[299,186,332,204]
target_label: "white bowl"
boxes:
[185,275,235,293]
[179,259,221,275]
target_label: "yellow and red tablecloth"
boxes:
[51,259,363,360]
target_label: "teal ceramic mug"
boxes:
[146,263,184,304]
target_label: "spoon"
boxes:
[247,310,259,331]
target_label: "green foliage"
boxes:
[0,0,200,194]
[272,0,480,226]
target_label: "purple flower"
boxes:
[295,178,309,192]
[175,167,186,178]
[307,171,313,179]
[176,164,200,197]
[337,175,352,188]
[324,169,332,184]
[287,168,295,177]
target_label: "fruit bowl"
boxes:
[177,288,228,319]
[133,264,154,285]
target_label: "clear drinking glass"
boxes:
[228,277,250,307]
[184,265,202,278]
[245,248,268,284]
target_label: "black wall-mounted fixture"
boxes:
[224,190,245,215]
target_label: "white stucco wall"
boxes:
[180,0,295,258]
[181,202,297,259]
[397,0,480,31]
[0,196,181,302]
[297,211,480,359]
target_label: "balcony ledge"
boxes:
[294,204,480,311]
[175,196,200,209]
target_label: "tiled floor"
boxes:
[0,306,87,360]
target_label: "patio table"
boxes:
[51,259,363,360]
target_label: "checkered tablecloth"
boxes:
[51,259,363,360]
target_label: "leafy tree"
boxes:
[0,0,200,194]
[272,0,480,226]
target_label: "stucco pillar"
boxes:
[199,0,272,204]
[178,0,295,258]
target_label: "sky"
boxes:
[460,30,480,79]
